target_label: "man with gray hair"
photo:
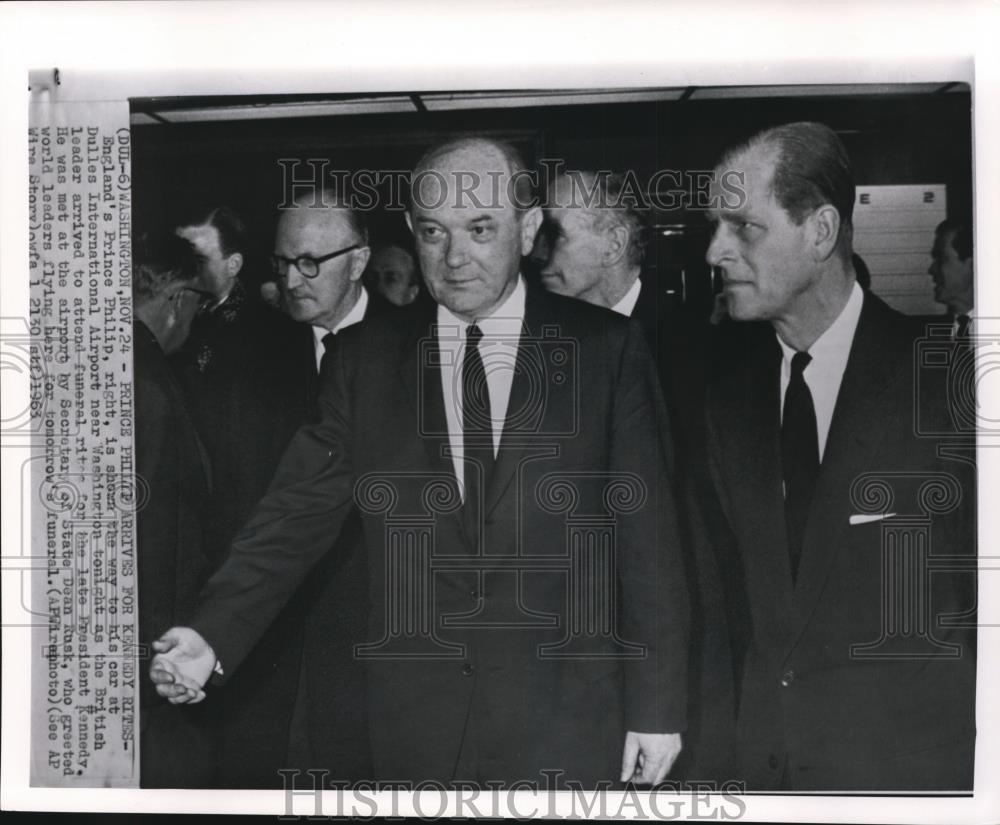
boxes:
[540,171,648,313]
[149,136,690,788]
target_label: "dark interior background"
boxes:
[131,86,972,321]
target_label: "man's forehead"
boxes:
[278,206,352,237]
[176,222,220,247]
[413,145,518,211]
[709,147,778,218]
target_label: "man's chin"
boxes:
[540,276,571,296]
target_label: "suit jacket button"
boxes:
[768,754,779,770]
[461,664,475,676]
[780,670,795,687]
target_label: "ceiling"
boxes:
[129,83,968,125]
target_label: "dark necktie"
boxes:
[462,324,495,534]
[308,332,337,421]
[320,331,337,374]
[782,351,819,582]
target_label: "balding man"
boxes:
[539,170,736,782]
[232,194,380,786]
[150,137,689,788]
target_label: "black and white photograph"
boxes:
[2,2,998,821]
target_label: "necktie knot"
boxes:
[322,331,336,354]
[791,350,811,379]
[466,323,484,347]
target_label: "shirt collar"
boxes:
[611,277,642,317]
[776,280,863,363]
[312,286,369,346]
[436,276,527,335]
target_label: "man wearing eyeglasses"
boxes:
[151,138,689,789]
[260,194,381,785]
[271,198,371,379]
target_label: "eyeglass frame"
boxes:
[269,243,363,280]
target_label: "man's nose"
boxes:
[445,235,469,269]
[283,261,305,289]
[705,224,730,267]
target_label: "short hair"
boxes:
[557,171,650,268]
[287,185,369,246]
[935,218,973,262]
[133,231,198,302]
[722,121,855,261]
[410,136,536,213]
[174,204,248,258]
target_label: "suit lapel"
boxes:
[482,287,550,519]
[786,294,901,638]
[397,302,457,486]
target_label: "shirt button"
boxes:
[461,664,475,676]
[768,754,779,770]
[780,670,795,687]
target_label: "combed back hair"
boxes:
[723,121,855,262]
[410,136,536,213]
[570,171,650,268]
[288,185,370,246]
[174,204,248,258]
[935,218,973,261]
[133,231,199,302]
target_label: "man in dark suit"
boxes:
[132,231,216,787]
[539,169,736,781]
[703,121,976,790]
[149,136,689,788]
[267,192,381,785]
[928,217,975,338]
[169,204,317,786]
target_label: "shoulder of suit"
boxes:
[533,289,634,338]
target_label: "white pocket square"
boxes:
[849,513,897,525]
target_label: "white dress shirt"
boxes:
[437,277,526,497]
[777,281,864,462]
[610,277,642,317]
[311,287,369,371]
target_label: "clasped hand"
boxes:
[149,627,216,704]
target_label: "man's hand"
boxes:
[620,731,683,785]
[149,627,216,705]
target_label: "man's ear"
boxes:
[349,246,372,282]
[809,205,841,262]
[225,252,244,278]
[520,206,543,256]
[405,212,414,235]
[604,224,630,266]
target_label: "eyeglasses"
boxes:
[270,244,361,280]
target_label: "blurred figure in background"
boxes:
[929,217,974,339]
[133,231,218,787]
[365,243,421,307]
